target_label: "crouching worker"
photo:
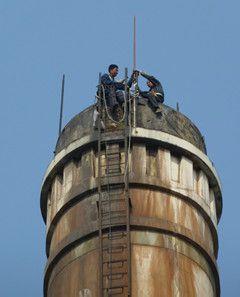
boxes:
[100,64,126,112]
[135,71,164,114]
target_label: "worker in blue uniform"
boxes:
[100,64,136,111]
[134,71,164,114]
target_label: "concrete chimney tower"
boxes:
[40,102,222,296]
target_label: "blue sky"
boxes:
[0,1,238,296]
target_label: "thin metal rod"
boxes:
[124,67,131,297]
[97,73,103,297]
[133,16,136,70]
[58,74,65,136]
[133,16,137,128]
[177,102,180,112]
[124,68,128,135]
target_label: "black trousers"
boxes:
[148,94,160,109]
[140,92,163,110]
[106,89,125,109]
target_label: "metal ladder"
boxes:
[97,70,131,297]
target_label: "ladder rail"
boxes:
[124,68,131,297]
[105,142,115,292]
[98,68,131,297]
[98,72,104,297]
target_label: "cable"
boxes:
[125,83,138,172]
[95,81,138,196]
[95,85,127,124]
[124,91,132,184]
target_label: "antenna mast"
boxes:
[58,74,65,136]
[133,16,136,70]
[133,16,137,128]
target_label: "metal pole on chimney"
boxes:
[58,74,65,136]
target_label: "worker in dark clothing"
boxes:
[134,71,164,114]
[101,64,125,110]
[100,64,136,110]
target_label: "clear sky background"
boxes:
[0,1,238,296]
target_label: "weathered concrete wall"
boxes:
[41,113,222,296]
[55,104,206,155]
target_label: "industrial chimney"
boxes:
[40,98,222,296]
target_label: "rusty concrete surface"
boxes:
[41,104,222,297]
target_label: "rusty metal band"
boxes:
[44,225,220,297]
[45,179,219,258]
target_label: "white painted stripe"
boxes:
[41,127,222,195]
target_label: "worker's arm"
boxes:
[127,70,139,88]
[140,72,160,86]
[101,74,115,86]
[101,74,125,90]
[127,75,134,88]
[115,82,125,90]
[154,83,164,101]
